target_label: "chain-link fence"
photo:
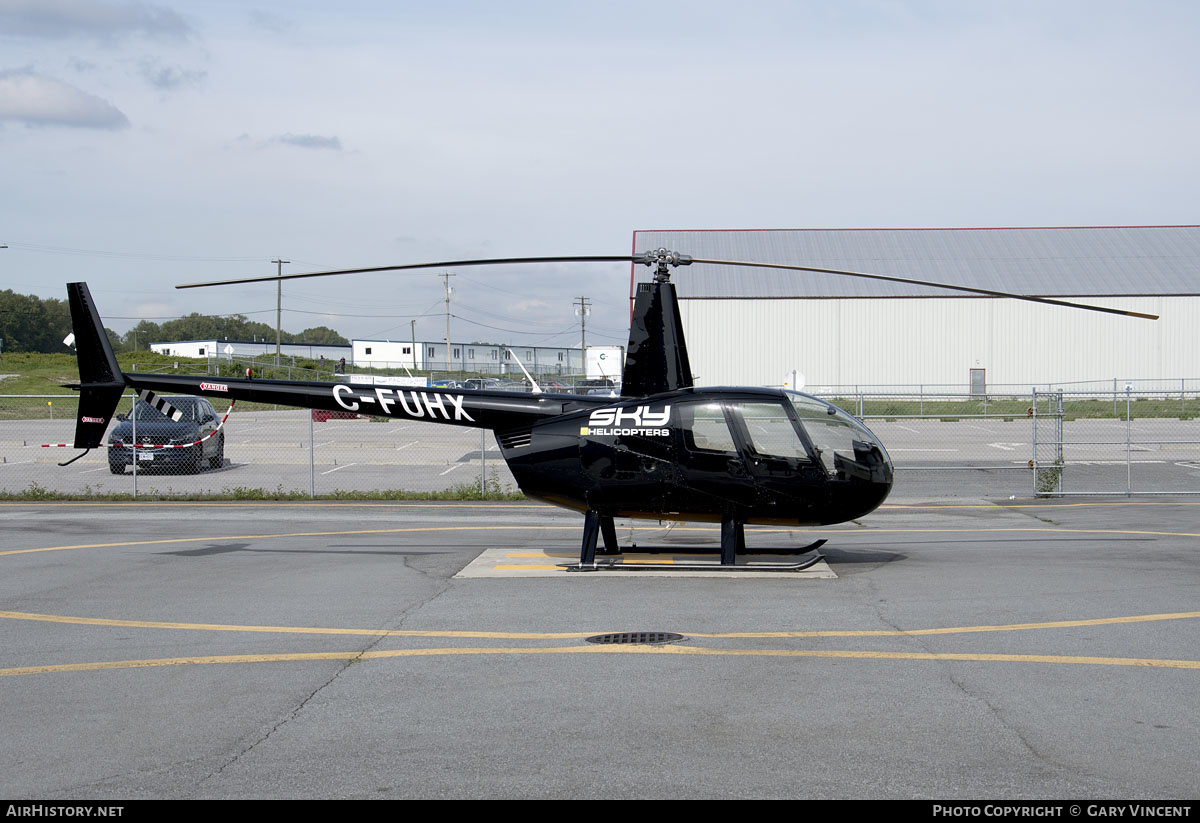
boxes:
[0,394,516,498]
[1029,389,1200,496]
[4,387,1198,498]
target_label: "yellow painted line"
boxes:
[5,523,1199,558]
[0,525,580,557]
[5,609,1200,640]
[5,646,1200,678]
[882,501,1200,510]
[0,524,794,557]
[493,565,562,571]
[690,611,1200,638]
[0,610,592,639]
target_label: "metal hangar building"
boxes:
[631,226,1200,391]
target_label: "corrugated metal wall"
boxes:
[678,296,1196,388]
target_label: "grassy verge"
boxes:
[832,396,1196,420]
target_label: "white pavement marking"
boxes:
[439,464,463,476]
[395,441,418,450]
[320,463,359,475]
[888,449,959,452]
[960,424,997,433]
[387,426,412,434]
[895,425,919,433]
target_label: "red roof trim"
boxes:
[634,225,1200,235]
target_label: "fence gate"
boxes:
[1032,388,1200,496]
[1031,389,1064,495]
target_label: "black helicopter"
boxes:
[63,249,1156,568]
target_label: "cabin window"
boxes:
[453,348,460,358]
[468,348,475,359]
[402,346,411,355]
[197,348,205,356]
[428,347,436,357]
[557,352,563,362]
[728,402,808,461]
[679,403,737,454]
[365,347,372,355]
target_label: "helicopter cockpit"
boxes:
[674,390,891,484]
[782,391,892,483]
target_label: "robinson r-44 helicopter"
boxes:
[63,249,1156,569]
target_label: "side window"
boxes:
[679,402,737,454]
[730,401,810,461]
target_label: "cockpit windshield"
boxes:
[785,391,889,477]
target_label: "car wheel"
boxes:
[109,459,124,475]
[209,433,224,469]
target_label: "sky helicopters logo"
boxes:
[581,405,671,437]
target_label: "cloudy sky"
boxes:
[1,0,1198,347]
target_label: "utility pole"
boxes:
[574,296,591,377]
[441,272,455,371]
[410,319,417,372]
[272,258,289,366]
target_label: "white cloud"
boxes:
[0,68,129,129]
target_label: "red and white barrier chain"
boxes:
[40,400,237,449]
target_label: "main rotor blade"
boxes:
[175,256,636,289]
[690,258,1159,320]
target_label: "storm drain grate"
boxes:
[585,632,683,645]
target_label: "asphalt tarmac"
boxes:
[2,497,1200,799]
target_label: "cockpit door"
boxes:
[722,400,828,515]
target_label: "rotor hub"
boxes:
[635,248,693,282]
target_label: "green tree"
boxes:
[296,326,349,345]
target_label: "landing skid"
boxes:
[560,551,825,573]
[575,510,828,569]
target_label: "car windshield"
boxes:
[130,398,202,423]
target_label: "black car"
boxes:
[108,397,225,474]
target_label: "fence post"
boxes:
[480,429,486,495]
[131,395,138,498]
[309,410,316,499]
[1031,389,1037,496]
[1056,390,1064,494]
[1126,386,1132,496]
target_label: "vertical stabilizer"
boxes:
[67,283,127,448]
[620,279,693,397]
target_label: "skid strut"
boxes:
[572,512,826,570]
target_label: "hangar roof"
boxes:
[631,226,1200,299]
